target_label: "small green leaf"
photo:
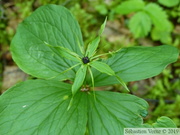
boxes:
[115,0,145,15]
[99,17,107,35]
[88,91,149,135]
[0,80,87,135]
[158,0,180,7]
[86,37,100,57]
[91,61,115,76]
[152,116,177,128]
[129,11,152,38]
[72,65,87,95]
[142,116,177,128]
[85,18,107,57]
[91,61,129,91]
[151,21,173,44]
[93,45,179,86]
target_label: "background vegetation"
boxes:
[0,0,180,127]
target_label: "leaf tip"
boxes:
[44,41,48,45]
[44,41,51,47]
[67,97,74,111]
[63,95,69,100]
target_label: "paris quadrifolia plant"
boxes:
[0,4,179,135]
[44,16,128,108]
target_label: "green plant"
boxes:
[0,4,179,135]
[115,0,176,44]
[158,0,180,8]
[149,96,180,127]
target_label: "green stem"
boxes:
[88,66,96,101]
[47,63,81,80]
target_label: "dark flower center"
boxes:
[82,57,90,64]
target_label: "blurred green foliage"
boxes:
[115,0,176,44]
[158,0,180,7]
[1,0,180,127]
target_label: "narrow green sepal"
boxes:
[85,17,107,58]
[44,41,81,62]
[91,61,129,91]
[99,17,107,36]
[72,65,87,95]
[47,63,81,80]
[86,37,100,57]
[91,61,115,76]
[88,66,96,100]
[67,97,74,111]
[116,75,129,91]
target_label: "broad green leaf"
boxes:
[158,0,180,7]
[115,0,145,15]
[88,91,149,135]
[72,65,87,95]
[144,3,169,31]
[11,5,83,80]
[91,61,115,76]
[129,11,152,38]
[0,80,87,135]
[93,45,179,86]
[0,80,149,135]
[143,116,177,128]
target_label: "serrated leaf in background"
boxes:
[144,3,168,30]
[158,0,180,7]
[144,3,175,44]
[142,116,177,128]
[151,20,173,44]
[151,26,172,44]
[115,0,145,15]
[129,11,152,38]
